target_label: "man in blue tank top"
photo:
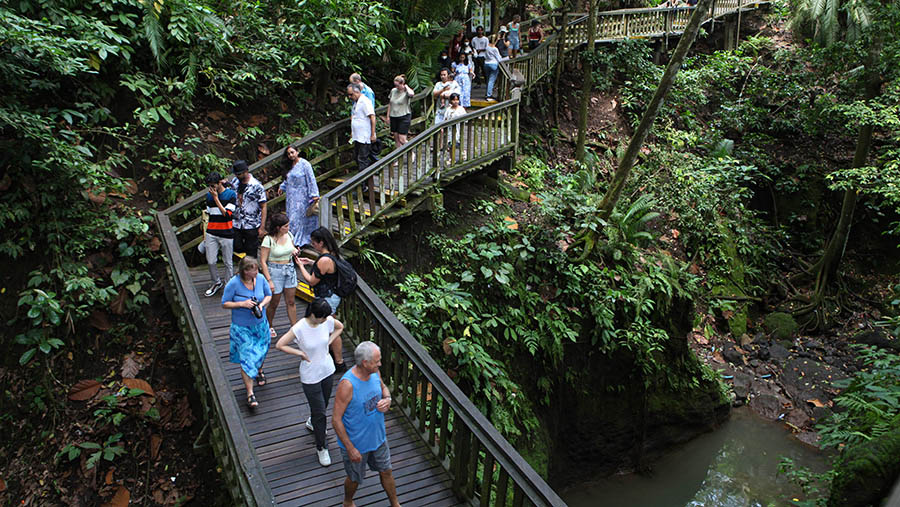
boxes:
[333,341,400,507]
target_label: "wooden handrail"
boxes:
[156,211,275,505]
[154,1,769,503]
[345,278,567,506]
[319,96,520,244]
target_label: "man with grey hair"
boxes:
[347,83,378,191]
[332,341,400,507]
[349,72,375,106]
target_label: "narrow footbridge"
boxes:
[156,1,767,505]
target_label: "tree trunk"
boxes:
[574,0,598,162]
[491,0,499,35]
[596,0,712,219]
[553,5,570,126]
[807,40,882,298]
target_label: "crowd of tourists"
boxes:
[201,140,402,504]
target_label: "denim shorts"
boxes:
[323,293,341,315]
[340,441,392,485]
[267,262,297,294]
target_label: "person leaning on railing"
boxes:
[295,227,347,372]
[484,37,503,101]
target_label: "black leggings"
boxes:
[302,373,334,450]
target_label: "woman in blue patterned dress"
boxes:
[279,146,319,248]
[222,256,272,408]
[451,52,474,108]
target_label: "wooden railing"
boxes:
[155,1,768,504]
[319,92,520,245]
[156,210,275,506]
[341,278,566,506]
[162,89,435,252]
[500,0,767,97]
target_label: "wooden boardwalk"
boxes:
[190,265,463,507]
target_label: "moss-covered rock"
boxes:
[764,312,797,340]
[828,426,900,507]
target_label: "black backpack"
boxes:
[323,254,357,298]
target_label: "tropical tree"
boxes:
[789,0,900,329]
[571,0,713,258]
[574,0,598,162]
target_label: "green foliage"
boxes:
[57,433,126,469]
[818,346,900,449]
[514,156,551,191]
[394,191,699,438]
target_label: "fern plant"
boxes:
[817,345,900,449]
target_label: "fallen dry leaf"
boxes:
[502,216,518,230]
[120,354,142,379]
[806,398,826,408]
[105,468,114,485]
[693,333,709,345]
[123,378,155,397]
[87,190,107,204]
[148,237,161,252]
[712,351,725,363]
[150,434,162,461]
[0,477,6,492]
[102,486,129,507]
[529,193,541,203]
[206,110,226,121]
[68,380,102,401]
[442,338,454,355]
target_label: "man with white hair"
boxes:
[349,73,375,106]
[347,83,378,174]
[332,341,400,507]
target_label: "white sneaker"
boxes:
[204,280,223,297]
[317,447,331,466]
[305,416,314,432]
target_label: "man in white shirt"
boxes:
[432,68,460,124]
[347,83,378,173]
[470,26,489,84]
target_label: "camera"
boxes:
[250,296,263,319]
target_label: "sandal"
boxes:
[257,371,267,386]
[247,394,258,408]
[270,327,277,338]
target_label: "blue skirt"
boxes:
[229,319,270,378]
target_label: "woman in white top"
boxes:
[259,213,299,338]
[483,37,504,101]
[275,298,344,467]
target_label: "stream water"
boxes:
[562,407,829,507]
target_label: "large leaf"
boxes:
[68,380,101,401]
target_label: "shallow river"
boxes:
[562,407,829,507]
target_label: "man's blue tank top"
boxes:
[337,369,386,453]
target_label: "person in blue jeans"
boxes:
[333,341,399,507]
[275,298,344,467]
[484,36,504,100]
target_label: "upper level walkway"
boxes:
[156,1,768,505]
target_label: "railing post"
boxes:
[319,195,330,232]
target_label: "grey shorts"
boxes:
[267,262,297,294]
[340,441,392,485]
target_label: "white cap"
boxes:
[499,25,508,32]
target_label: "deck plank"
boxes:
[188,265,463,506]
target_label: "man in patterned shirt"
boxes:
[230,160,267,257]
